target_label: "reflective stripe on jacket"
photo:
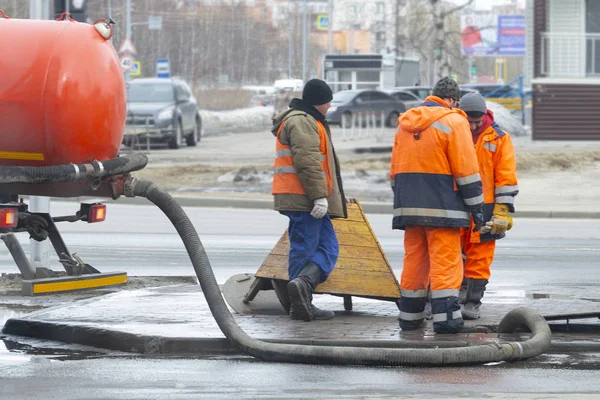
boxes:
[471,121,519,243]
[272,118,333,196]
[390,96,483,230]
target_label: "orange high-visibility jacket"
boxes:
[471,121,519,243]
[390,96,483,230]
[272,118,333,197]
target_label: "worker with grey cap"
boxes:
[390,77,484,334]
[458,92,519,320]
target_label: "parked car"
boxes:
[327,90,405,128]
[248,94,276,107]
[125,77,201,149]
[393,85,478,100]
[459,83,520,98]
[385,89,422,110]
[393,86,434,100]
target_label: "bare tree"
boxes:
[399,0,474,85]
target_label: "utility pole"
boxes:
[432,0,446,81]
[328,0,333,53]
[288,3,293,78]
[395,0,400,56]
[125,0,132,81]
[302,0,308,82]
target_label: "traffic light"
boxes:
[471,63,477,75]
[54,0,88,23]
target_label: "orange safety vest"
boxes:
[272,118,333,196]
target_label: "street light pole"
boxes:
[302,0,307,82]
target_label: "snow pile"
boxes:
[199,106,274,134]
[486,101,528,137]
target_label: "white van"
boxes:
[274,79,304,92]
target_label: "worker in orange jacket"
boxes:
[458,92,518,320]
[390,77,484,334]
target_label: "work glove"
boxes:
[471,206,484,233]
[486,204,511,235]
[310,197,328,219]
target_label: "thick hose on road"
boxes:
[130,177,552,366]
[0,154,148,185]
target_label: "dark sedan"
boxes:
[125,77,201,149]
[326,90,406,128]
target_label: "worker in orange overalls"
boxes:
[390,77,484,334]
[458,92,518,320]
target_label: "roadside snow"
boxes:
[199,106,273,135]
[198,102,527,138]
[486,101,528,137]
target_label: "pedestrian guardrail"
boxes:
[341,111,387,142]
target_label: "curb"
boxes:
[3,318,600,355]
[72,195,600,219]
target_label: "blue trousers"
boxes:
[281,211,339,283]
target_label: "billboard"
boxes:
[497,15,526,56]
[461,14,525,56]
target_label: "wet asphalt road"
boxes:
[1,201,600,398]
[2,354,600,400]
[1,201,599,292]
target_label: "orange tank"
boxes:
[0,14,125,167]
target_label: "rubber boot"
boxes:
[461,278,488,320]
[399,319,427,330]
[458,278,468,305]
[398,295,427,331]
[423,287,433,320]
[287,263,334,321]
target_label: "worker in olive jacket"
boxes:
[271,79,347,322]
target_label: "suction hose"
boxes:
[0,154,148,184]
[127,177,552,366]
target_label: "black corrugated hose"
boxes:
[0,154,148,184]
[127,177,552,366]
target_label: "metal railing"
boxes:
[540,32,600,77]
[341,111,387,142]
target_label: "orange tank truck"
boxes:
[0,13,125,167]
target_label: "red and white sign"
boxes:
[120,55,135,71]
[118,37,137,55]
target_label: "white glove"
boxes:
[480,220,494,234]
[310,198,328,219]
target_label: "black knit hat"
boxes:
[302,79,333,105]
[432,76,461,100]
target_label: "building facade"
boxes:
[530,0,600,140]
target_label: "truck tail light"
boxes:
[0,208,18,228]
[80,203,107,223]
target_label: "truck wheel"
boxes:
[186,117,201,147]
[168,120,183,149]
